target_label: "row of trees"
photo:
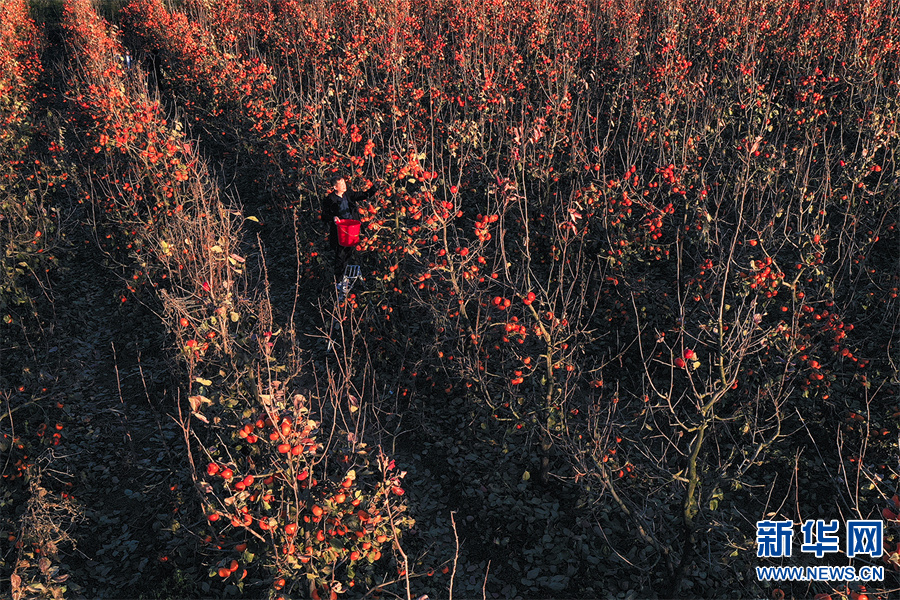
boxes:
[1,1,76,595]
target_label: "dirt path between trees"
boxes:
[42,235,199,598]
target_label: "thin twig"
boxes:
[110,341,135,457]
[385,493,412,600]
[449,511,459,600]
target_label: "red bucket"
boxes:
[336,219,361,247]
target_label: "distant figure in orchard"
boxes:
[321,175,376,280]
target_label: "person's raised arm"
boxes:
[350,182,378,202]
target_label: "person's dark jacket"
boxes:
[321,187,376,248]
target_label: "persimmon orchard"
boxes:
[2,0,899,598]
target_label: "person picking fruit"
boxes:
[321,174,377,280]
